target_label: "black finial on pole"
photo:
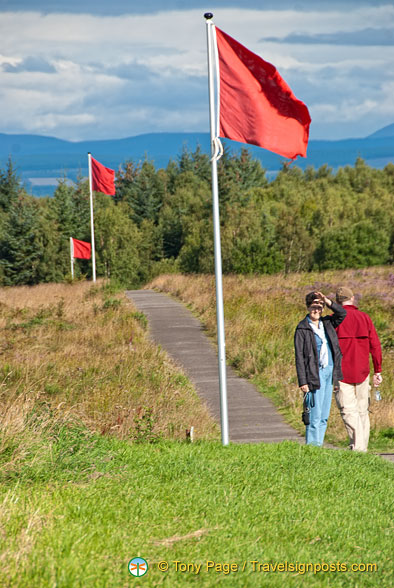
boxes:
[204,12,213,20]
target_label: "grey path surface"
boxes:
[379,453,394,463]
[126,289,302,444]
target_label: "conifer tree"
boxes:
[116,159,165,225]
[0,195,43,285]
[0,157,22,212]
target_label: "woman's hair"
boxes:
[305,292,322,308]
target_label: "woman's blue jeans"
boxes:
[305,365,333,446]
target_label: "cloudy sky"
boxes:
[1,0,393,142]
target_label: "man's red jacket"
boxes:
[335,304,382,384]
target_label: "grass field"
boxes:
[1,436,393,587]
[149,267,394,452]
[0,280,219,585]
[1,422,393,588]
[0,274,393,587]
[0,280,218,445]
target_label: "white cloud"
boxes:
[0,5,393,140]
[379,81,394,115]
[312,99,379,122]
[28,112,97,133]
[3,6,393,68]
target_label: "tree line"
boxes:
[0,148,393,287]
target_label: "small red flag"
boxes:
[71,238,91,260]
[91,157,116,195]
[215,27,311,159]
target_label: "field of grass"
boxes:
[0,274,393,587]
[148,267,394,452]
[1,435,393,587]
[0,280,218,448]
[0,280,219,585]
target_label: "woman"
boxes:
[294,291,346,446]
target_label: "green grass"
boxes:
[1,276,392,587]
[1,425,393,587]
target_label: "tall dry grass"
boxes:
[0,280,218,471]
[149,267,394,446]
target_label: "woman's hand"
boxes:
[300,384,309,394]
[314,291,332,307]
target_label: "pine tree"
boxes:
[116,159,165,225]
[0,157,22,212]
[0,195,44,285]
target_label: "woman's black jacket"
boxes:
[294,301,346,390]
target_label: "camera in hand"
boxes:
[302,406,310,425]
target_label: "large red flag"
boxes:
[215,27,311,159]
[71,238,91,259]
[91,157,116,195]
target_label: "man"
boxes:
[335,286,382,452]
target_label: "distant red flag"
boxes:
[215,27,311,159]
[71,238,91,260]
[91,157,116,195]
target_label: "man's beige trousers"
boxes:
[335,376,370,451]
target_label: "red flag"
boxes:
[71,238,91,260]
[91,157,116,195]
[215,27,311,159]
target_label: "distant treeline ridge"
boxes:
[0,148,393,286]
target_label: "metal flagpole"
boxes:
[70,237,74,279]
[87,153,97,282]
[204,13,229,446]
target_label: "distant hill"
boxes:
[0,125,393,196]
[367,123,394,139]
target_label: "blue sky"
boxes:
[0,0,393,141]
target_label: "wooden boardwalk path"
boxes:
[126,289,302,444]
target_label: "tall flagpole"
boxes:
[87,153,97,282]
[70,237,74,279]
[205,13,229,446]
